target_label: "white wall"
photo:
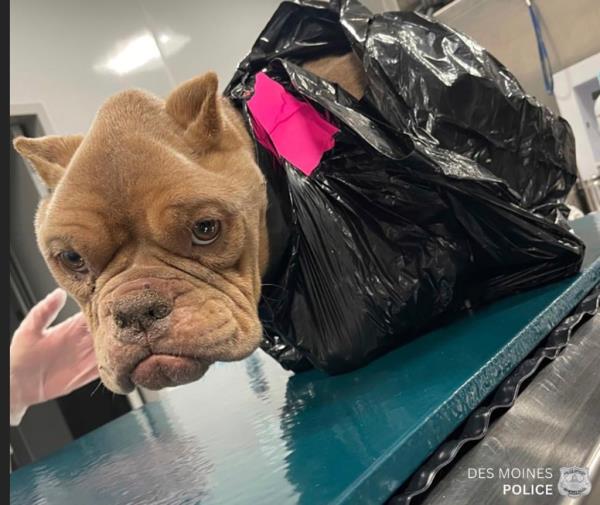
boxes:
[10,0,284,134]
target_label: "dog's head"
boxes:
[13,73,269,393]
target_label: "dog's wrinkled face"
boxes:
[14,73,269,393]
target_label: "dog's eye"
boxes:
[58,250,88,273]
[191,220,221,245]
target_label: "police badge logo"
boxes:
[558,467,591,497]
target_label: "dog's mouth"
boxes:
[130,354,210,390]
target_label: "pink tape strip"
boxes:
[248,72,339,176]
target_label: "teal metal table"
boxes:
[11,214,600,505]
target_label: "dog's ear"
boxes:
[13,134,83,189]
[165,72,226,150]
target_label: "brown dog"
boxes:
[13,54,365,393]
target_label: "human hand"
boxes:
[10,288,99,425]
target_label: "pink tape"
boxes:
[248,72,339,176]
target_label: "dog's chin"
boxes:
[130,355,210,390]
[101,315,264,393]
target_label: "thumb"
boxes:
[19,288,68,336]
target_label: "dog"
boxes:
[13,53,366,393]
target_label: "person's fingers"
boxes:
[47,312,90,340]
[18,288,68,337]
[43,364,100,402]
[61,361,100,397]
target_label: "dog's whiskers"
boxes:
[261,282,284,291]
[90,380,105,397]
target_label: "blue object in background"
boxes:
[526,0,554,95]
[10,215,600,505]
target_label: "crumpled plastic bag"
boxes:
[224,0,584,373]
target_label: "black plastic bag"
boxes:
[224,0,584,374]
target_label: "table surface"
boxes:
[11,214,600,505]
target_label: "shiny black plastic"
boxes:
[225,0,584,374]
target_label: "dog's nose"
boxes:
[112,291,172,341]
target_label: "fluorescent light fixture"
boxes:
[94,31,190,76]
[95,33,161,75]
